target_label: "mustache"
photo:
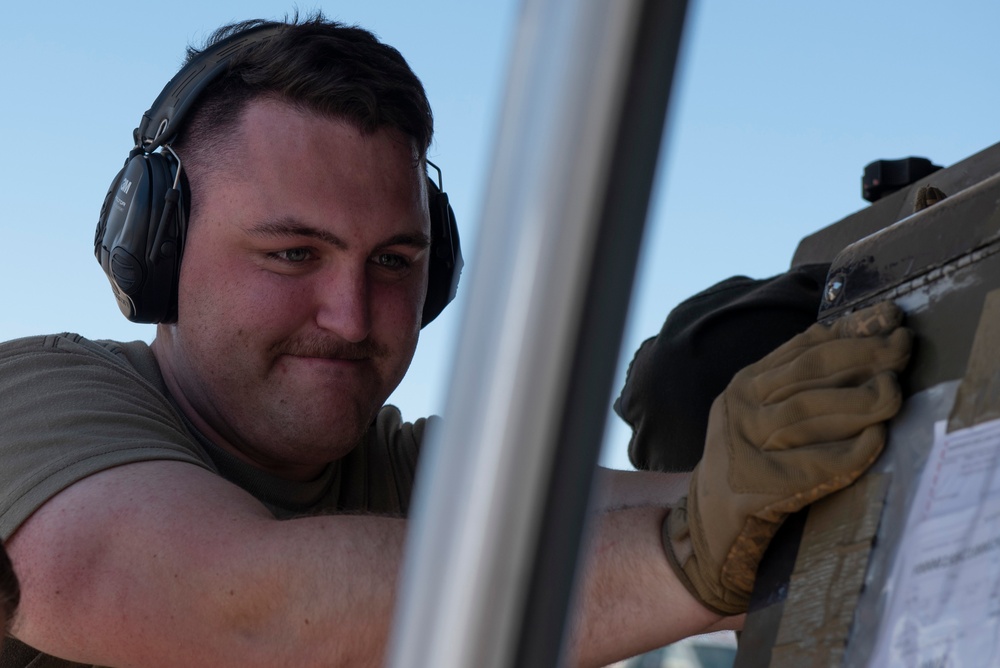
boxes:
[270,334,388,361]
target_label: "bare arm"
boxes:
[567,505,730,668]
[8,461,404,668]
[593,466,690,511]
[570,469,743,666]
[8,461,727,668]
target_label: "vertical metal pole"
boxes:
[387,1,689,667]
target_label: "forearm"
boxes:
[592,467,690,511]
[566,505,723,668]
[243,513,406,667]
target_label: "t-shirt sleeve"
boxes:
[0,334,215,540]
[335,405,440,515]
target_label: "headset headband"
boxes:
[137,25,283,152]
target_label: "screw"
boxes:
[825,274,845,303]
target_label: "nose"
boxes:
[314,262,372,343]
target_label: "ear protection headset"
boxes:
[95,24,462,326]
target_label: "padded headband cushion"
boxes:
[138,25,282,151]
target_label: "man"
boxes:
[0,14,911,667]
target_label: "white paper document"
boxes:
[870,418,1000,668]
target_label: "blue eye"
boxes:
[274,248,311,263]
[374,253,409,270]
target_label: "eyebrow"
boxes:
[248,218,432,250]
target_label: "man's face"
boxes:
[153,99,430,479]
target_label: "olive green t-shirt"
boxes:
[0,333,435,667]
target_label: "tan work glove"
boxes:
[663,301,912,615]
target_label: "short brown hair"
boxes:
[172,12,434,171]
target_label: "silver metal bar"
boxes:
[387,1,688,667]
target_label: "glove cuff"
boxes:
[662,499,749,616]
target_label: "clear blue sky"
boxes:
[2,1,998,470]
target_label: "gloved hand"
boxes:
[663,301,912,615]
